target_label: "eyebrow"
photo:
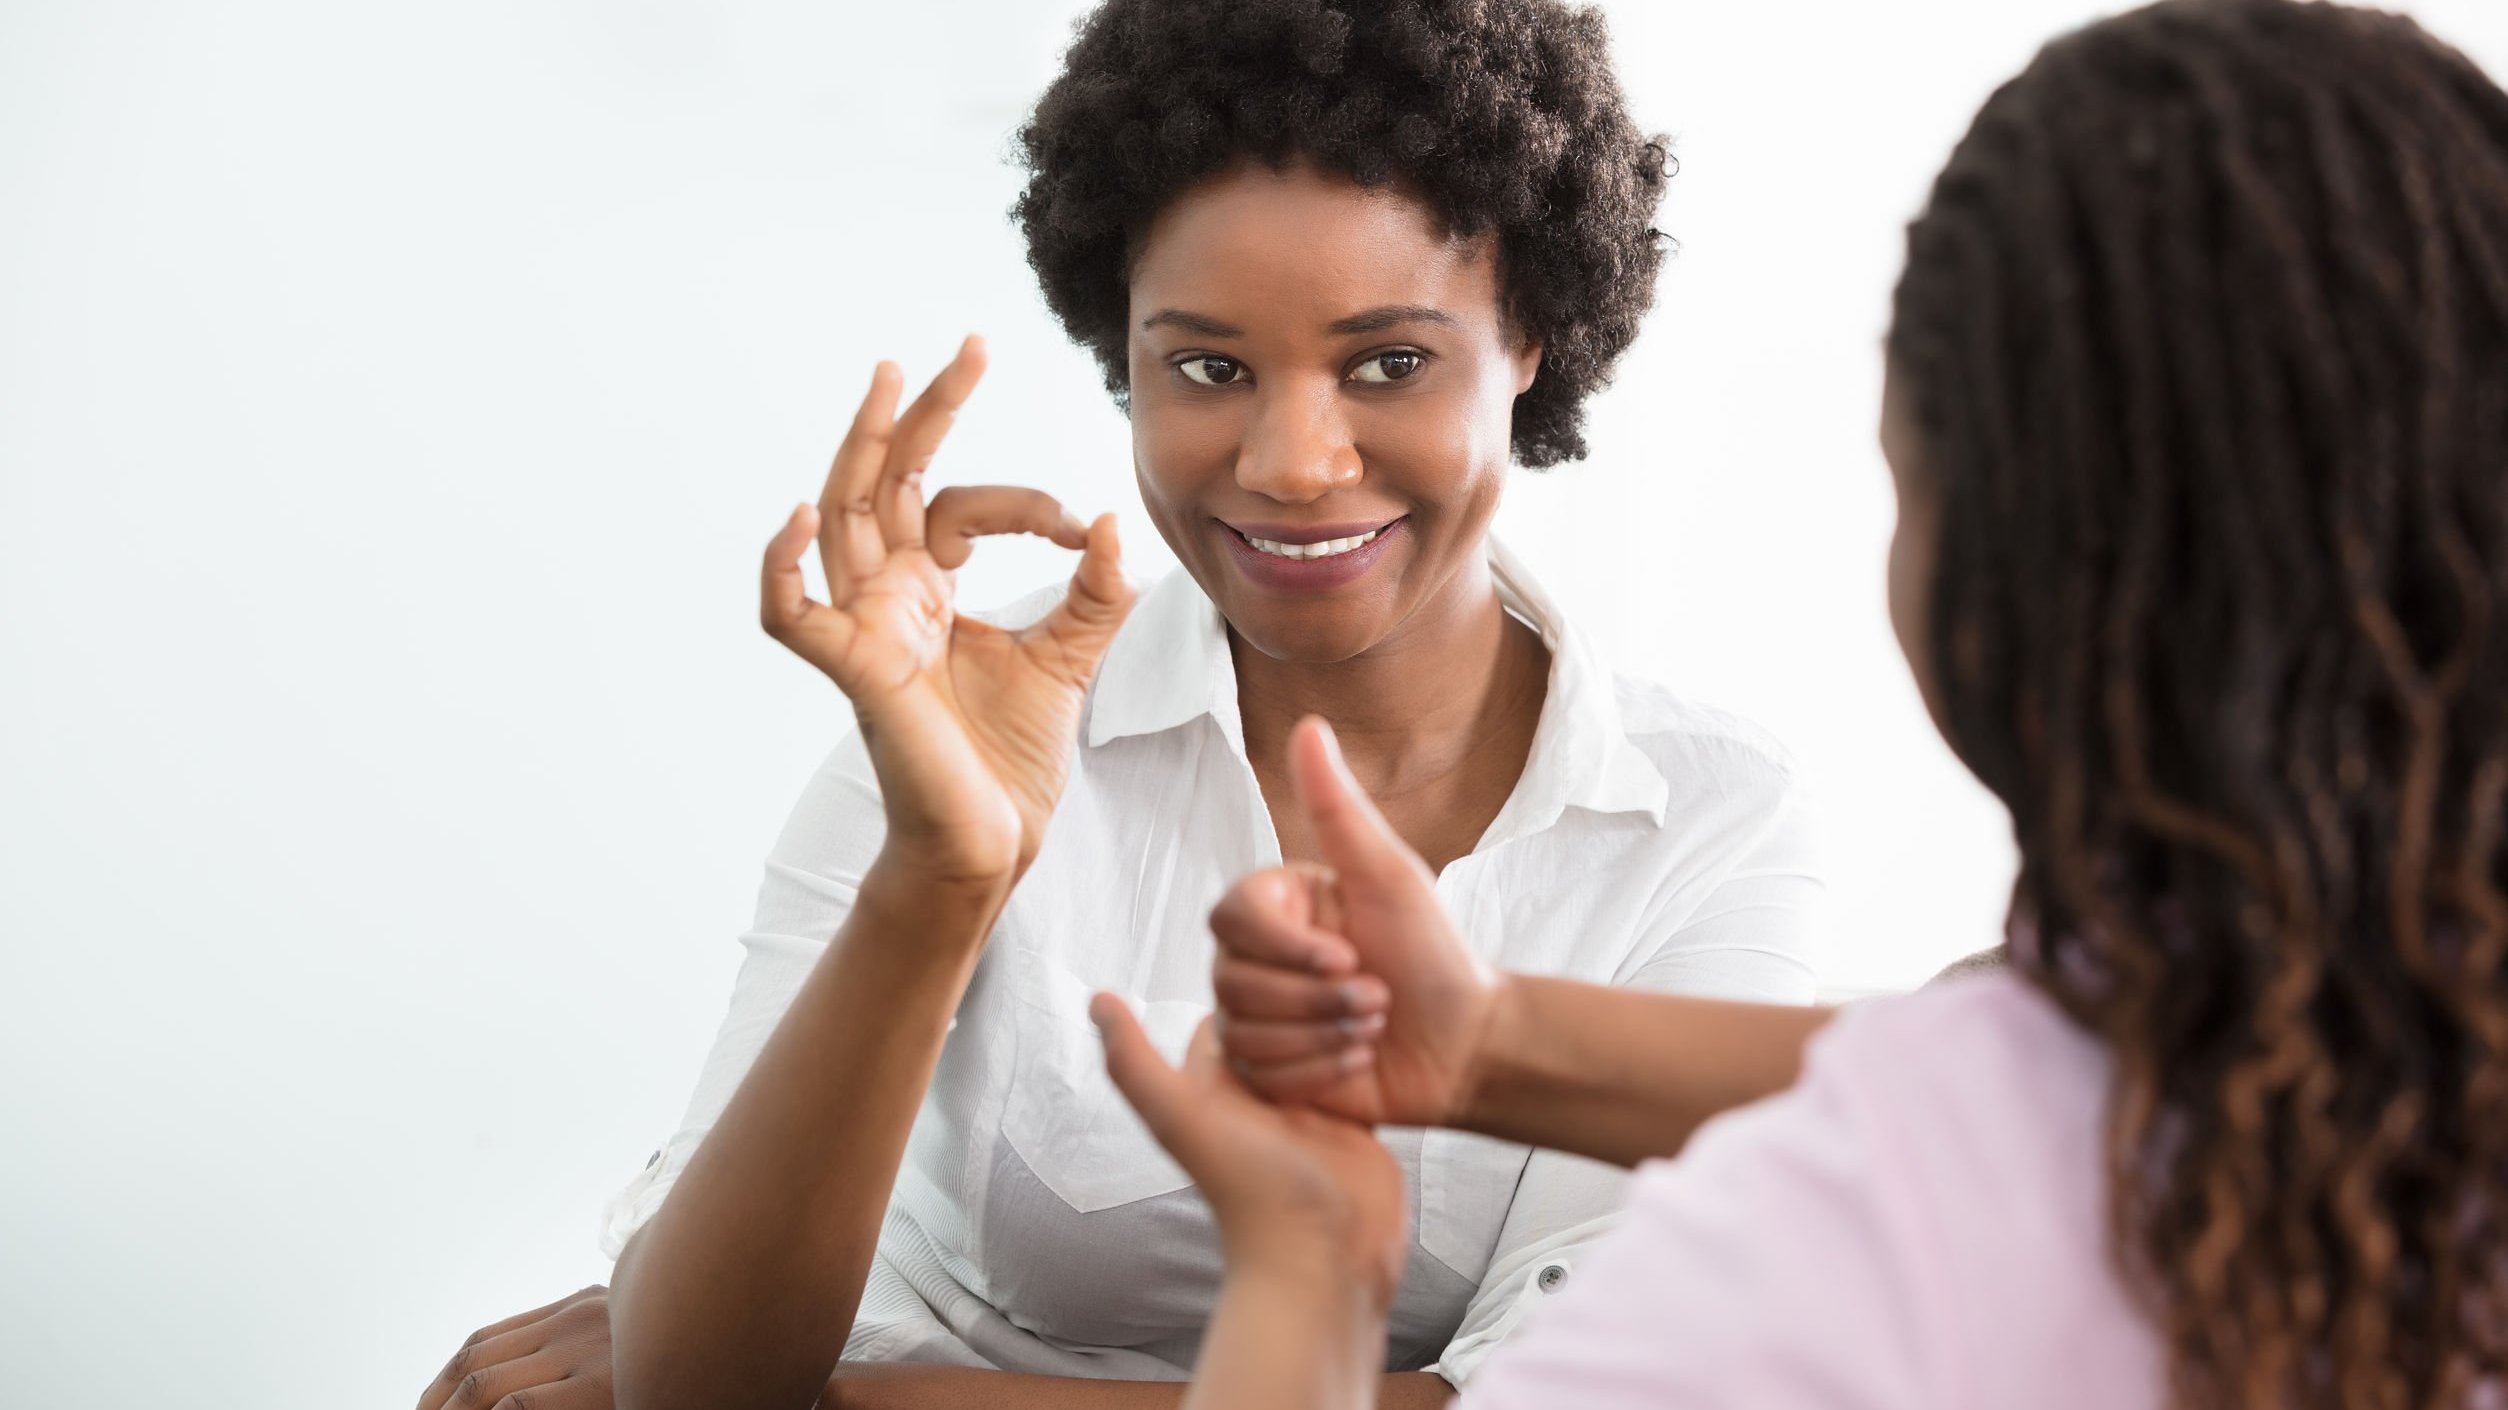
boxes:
[1325,304,1459,335]
[1138,309,1245,338]
[1136,304,1462,338]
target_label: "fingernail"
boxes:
[1339,1013,1387,1038]
[1339,1046,1376,1072]
[1336,980,1378,1013]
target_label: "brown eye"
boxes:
[1178,356,1246,386]
[1350,350,1425,384]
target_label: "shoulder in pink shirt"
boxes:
[1462,972,2167,1410]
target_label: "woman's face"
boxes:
[1126,160,1541,664]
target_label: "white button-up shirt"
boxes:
[601,539,1825,1385]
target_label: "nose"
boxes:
[1233,380,1362,503]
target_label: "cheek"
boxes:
[1362,368,1516,507]
[1130,398,1238,512]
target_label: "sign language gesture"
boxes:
[762,337,1133,887]
[1209,718,1504,1128]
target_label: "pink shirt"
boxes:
[1463,972,2168,1409]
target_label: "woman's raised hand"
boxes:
[1209,718,1505,1128]
[762,337,1133,887]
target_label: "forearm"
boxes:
[820,1366,1450,1410]
[610,853,1008,1410]
[1457,975,1834,1168]
[1187,1258,1393,1410]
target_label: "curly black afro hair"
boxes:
[1013,0,1669,469]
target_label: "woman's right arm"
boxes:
[606,339,1133,1410]
[1445,976,1832,1169]
[1207,718,1830,1169]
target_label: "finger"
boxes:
[877,335,989,552]
[1232,1044,1377,1102]
[419,1326,539,1410]
[495,1376,611,1410]
[1021,513,1137,682]
[923,485,1089,571]
[1210,869,1359,975]
[417,1290,599,1410]
[820,361,905,601]
[759,504,854,666]
[1065,512,1132,628]
[1091,996,1213,1170]
[1289,717,1434,892]
[472,1286,602,1344]
[1213,954,1388,1023]
[437,1350,566,1410]
[1217,1010,1385,1064]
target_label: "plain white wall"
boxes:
[6,1,2505,1403]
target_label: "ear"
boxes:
[1510,338,1543,396]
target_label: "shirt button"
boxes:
[1537,1263,1568,1293]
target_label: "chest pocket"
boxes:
[999,946,1207,1213]
[1418,1127,1535,1284]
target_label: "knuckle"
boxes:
[495,1393,537,1410]
[1208,894,1251,935]
[452,1372,496,1407]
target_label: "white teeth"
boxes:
[1242,528,1383,560]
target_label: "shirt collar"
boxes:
[1084,535,1672,834]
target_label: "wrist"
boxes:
[857,850,1015,951]
[1450,970,1526,1136]
[866,844,1015,902]
[1226,1222,1399,1316]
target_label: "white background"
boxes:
[7,1,2504,1403]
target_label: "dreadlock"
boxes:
[1889,1,2508,1405]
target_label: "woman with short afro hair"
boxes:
[1015,0,1672,469]
[418,4,1823,1409]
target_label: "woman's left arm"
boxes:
[609,342,1136,1410]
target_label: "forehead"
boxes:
[1128,160,1503,330]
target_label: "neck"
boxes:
[1231,553,1548,798]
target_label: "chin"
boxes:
[1219,602,1389,666]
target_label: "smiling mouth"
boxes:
[1231,526,1390,560]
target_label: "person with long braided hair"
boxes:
[1085,0,2508,1405]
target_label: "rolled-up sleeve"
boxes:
[597,731,886,1259]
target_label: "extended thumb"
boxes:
[1287,717,1421,887]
